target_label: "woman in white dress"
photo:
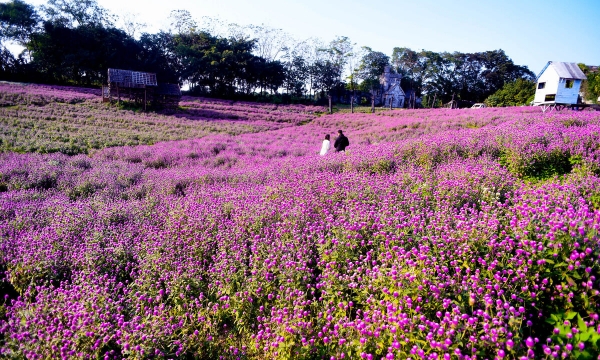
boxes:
[320,134,331,156]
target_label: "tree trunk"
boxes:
[328,94,332,114]
[371,96,375,113]
[371,86,375,113]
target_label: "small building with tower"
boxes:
[375,66,405,108]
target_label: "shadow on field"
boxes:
[171,108,249,121]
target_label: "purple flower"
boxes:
[525,337,534,348]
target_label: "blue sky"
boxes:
[24,0,600,74]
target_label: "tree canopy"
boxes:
[40,0,113,28]
[356,47,389,93]
[0,0,39,44]
[579,64,600,104]
[0,0,539,105]
[484,79,536,107]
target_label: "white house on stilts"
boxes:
[534,61,586,112]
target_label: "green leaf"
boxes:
[544,258,555,264]
[582,294,591,308]
[576,350,594,360]
[580,331,590,342]
[566,311,577,320]
[558,325,569,336]
[578,314,588,333]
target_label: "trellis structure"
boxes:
[108,68,157,88]
[102,68,181,110]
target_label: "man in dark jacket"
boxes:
[334,130,349,152]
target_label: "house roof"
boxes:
[388,83,405,96]
[536,62,587,81]
[156,83,182,96]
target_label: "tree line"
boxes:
[4,0,595,106]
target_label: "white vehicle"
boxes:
[471,103,486,109]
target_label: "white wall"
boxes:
[556,79,581,104]
[534,68,560,104]
[534,66,582,104]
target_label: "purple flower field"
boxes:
[1,84,600,359]
[0,83,323,155]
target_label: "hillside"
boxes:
[1,84,599,359]
[0,82,324,154]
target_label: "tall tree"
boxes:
[323,36,353,67]
[27,22,139,85]
[247,24,289,62]
[391,47,421,76]
[445,52,485,101]
[172,30,271,96]
[0,45,19,80]
[312,60,339,94]
[396,48,534,105]
[320,36,354,88]
[578,64,600,104]
[303,38,325,99]
[118,12,146,39]
[344,45,360,111]
[0,0,40,45]
[172,30,221,92]
[477,49,533,97]
[168,10,196,35]
[391,47,424,106]
[356,47,389,93]
[40,0,114,28]
[420,50,454,103]
[283,55,307,97]
[356,47,389,111]
[312,59,341,112]
[137,31,179,83]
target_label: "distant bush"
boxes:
[485,79,535,107]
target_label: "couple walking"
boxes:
[320,130,349,156]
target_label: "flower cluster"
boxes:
[0,85,599,359]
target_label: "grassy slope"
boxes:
[0,83,322,154]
